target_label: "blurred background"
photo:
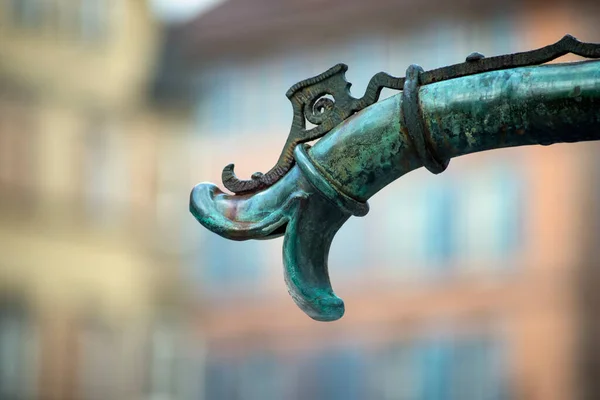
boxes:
[0,0,600,399]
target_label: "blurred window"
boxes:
[378,177,457,273]
[419,338,454,400]
[77,318,119,400]
[205,358,236,399]
[367,344,421,400]
[82,115,129,227]
[237,353,286,400]
[456,165,523,264]
[82,117,110,218]
[367,335,508,400]
[0,306,23,398]
[11,0,42,29]
[204,353,285,400]
[145,323,177,399]
[418,335,508,400]
[203,334,508,400]
[155,136,190,235]
[378,178,430,271]
[423,182,457,265]
[205,349,366,400]
[207,66,233,135]
[379,162,522,278]
[0,97,37,203]
[307,349,366,400]
[449,337,509,400]
[0,299,38,399]
[329,217,368,276]
[79,0,108,41]
[200,232,266,297]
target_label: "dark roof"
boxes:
[175,0,511,61]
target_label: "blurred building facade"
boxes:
[0,1,202,399]
[1,0,600,400]
[170,1,600,400]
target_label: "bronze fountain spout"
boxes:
[191,35,600,321]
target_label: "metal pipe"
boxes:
[310,60,600,201]
[191,56,600,322]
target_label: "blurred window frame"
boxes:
[10,0,43,29]
[0,296,39,400]
[78,0,109,42]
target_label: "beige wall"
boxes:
[0,2,195,398]
[0,0,159,110]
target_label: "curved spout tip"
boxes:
[286,282,345,322]
[282,189,350,322]
[189,182,296,241]
[190,168,351,322]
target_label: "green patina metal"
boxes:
[191,35,600,322]
[423,60,600,160]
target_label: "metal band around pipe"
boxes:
[401,64,449,174]
[294,144,369,217]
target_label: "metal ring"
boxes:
[401,64,449,174]
[294,144,369,217]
